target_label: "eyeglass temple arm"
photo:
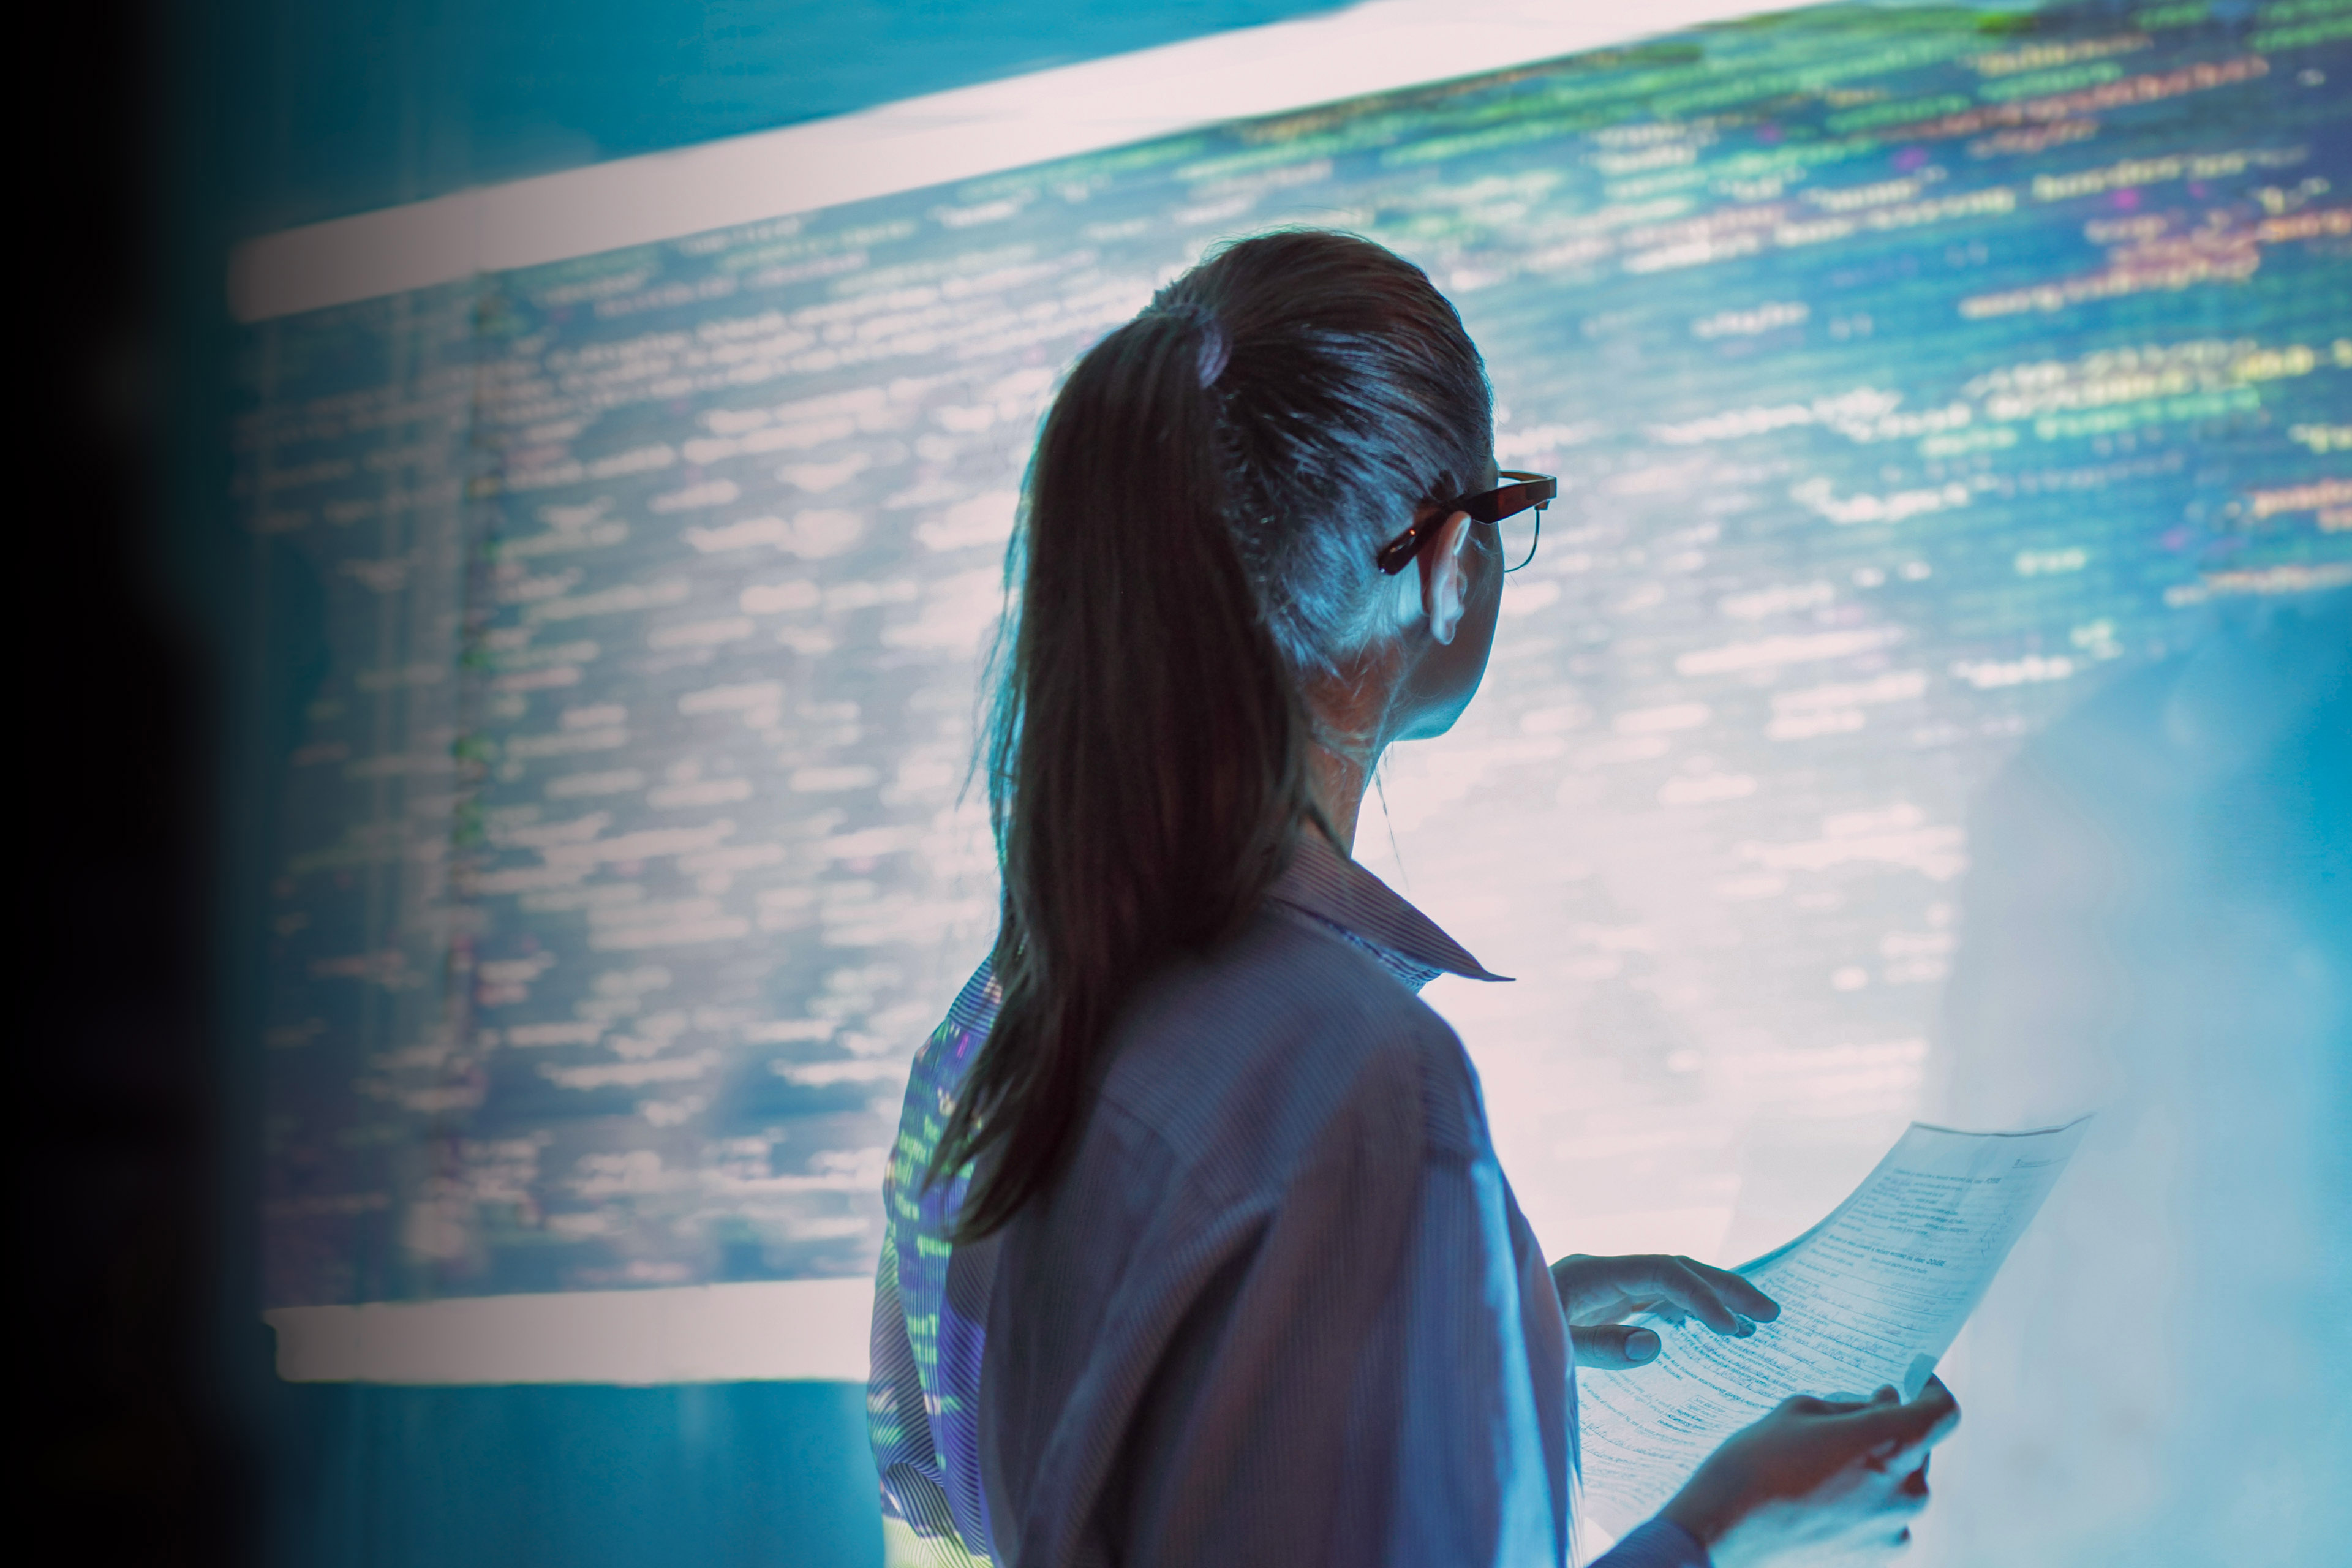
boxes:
[1375,473,1555,573]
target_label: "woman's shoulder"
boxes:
[1096,904,1485,1183]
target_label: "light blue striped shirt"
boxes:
[870,834,1708,1568]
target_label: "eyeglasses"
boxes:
[1374,470,1557,576]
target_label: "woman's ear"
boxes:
[1419,510,1474,645]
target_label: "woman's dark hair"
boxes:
[925,230,1492,1237]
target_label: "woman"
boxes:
[869,231,1955,1568]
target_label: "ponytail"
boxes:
[927,303,1315,1237]
[925,232,1490,1236]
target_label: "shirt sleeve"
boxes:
[868,1218,962,1550]
[869,982,1001,1567]
[1087,1040,1578,1568]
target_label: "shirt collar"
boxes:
[1266,829,1510,989]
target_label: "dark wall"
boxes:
[31,0,239,1560]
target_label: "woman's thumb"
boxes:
[1570,1323,1663,1370]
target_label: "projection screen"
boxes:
[236,2,2351,1561]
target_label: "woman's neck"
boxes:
[1309,742,1371,857]
[1302,655,1402,860]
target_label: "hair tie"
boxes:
[1154,301,1230,388]
[1194,319,1231,389]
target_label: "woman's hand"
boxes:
[1548,1254,1781,1369]
[1660,1379,1961,1568]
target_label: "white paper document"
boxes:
[1576,1118,2090,1536]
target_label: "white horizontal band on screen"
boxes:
[266,1278,873,1384]
[227,0,1796,323]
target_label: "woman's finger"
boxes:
[1555,1255,1704,1326]
[1569,1323,1664,1369]
[1676,1257,1781,1322]
[1844,1378,1962,1465]
[1778,1392,1874,1417]
[1550,1253,1777,1336]
[1625,1256,1748,1335]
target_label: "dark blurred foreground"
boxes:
[29,0,242,1558]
